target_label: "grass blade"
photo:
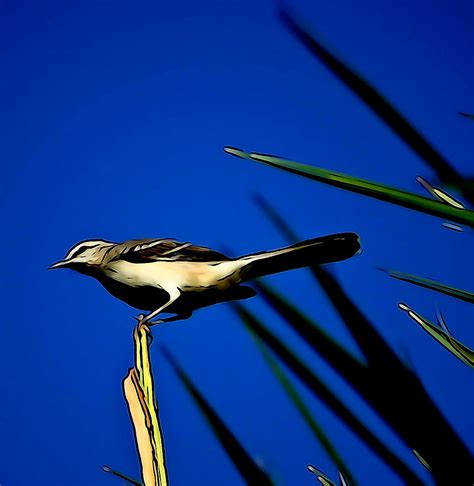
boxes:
[279,9,473,204]
[398,303,474,367]
[383,269,474,304]
[307,464,337,485]
[253,195,300,243]
[225,147,474,228]
[256,278,392,371]
[303,268,473,483]
[251,334,356,484]
[162,348,274,486]
[442,222,464,232]
[102,465,143,486]
[234,304,424,485]
[412,450,432,472]
[416,176,464,209]
[307,466,351,486]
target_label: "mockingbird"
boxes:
[50,233,360,324]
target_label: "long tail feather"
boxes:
[239,233,360,281]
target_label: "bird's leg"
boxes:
[139,288,181,325]
[148,311,193,327]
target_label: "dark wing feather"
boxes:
[115,238,231,263]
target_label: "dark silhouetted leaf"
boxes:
[162,348,274,486]
[252,197,474,484]
[250,334,356,484]
[234,305,424,485]
[278,9,473,204]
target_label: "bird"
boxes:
[49,233,360,325]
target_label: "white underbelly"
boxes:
[104,260,243,290]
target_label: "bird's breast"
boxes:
[104,260,243,290]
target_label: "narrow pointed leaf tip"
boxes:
[384,269,474,304]
[412,450,432,471]
[223,146,252,159]
[416,176,464,209]
[307,466,351,486]
[102,464,144,485]
[307,464,339,486]
[398,304,474,367]
[436,309,451,335]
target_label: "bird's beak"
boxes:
[48,259,71,270]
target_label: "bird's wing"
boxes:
[110,238,231,263]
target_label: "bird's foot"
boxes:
[134,313,152,332]
[134,311,191,328]
[134,313,164,330]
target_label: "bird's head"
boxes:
[49,239,114,273]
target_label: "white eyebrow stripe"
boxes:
[65,240,109,259]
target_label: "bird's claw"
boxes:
[148,318,164,327]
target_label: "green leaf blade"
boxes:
[384,269,474,304]
[399,304,474,367]
[241,150,474,227]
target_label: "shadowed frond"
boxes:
[278,9,474,204]
[251,197,473,484]
[162,348,274,486]
[249,332,357,484]
[234,304,423,485]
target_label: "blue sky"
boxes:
[1,1,473,485]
